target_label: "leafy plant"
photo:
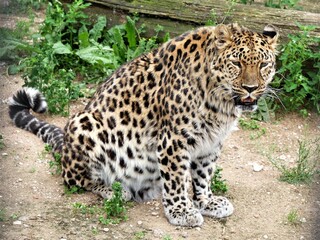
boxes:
[44,144,62,175]
[211,166,228,194]
[134,231,146,240]
[65,185,86,195]
[271,138,320,184]
[287,209,299,225]
[99,182,128,224]
[239,118,260,130]
[3,0,166,115]
[273,24,320,114]
[0,134,4,150]
[0,209,5,222]
[265,0,300,9]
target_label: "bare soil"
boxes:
[1,6,320,239]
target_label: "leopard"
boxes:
[8,23,278,227]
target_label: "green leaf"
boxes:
[125,16,137,49]
[75,46,113,65]
[52,41,72,54]
[89,16,107,41]
[78,25,90,49]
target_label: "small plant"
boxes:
[134,231,146,240]
[162,235,173,240]
[0,209,5,221]
[273,24,320,114]
[73,202,97,215]
[44,144,62,175]
[0,134,4,150]
[65,185,86,195]
[265,0,300,9]
[271,138,320,184]
[99,182,128,224]
[211,166,228,194]
[287,209,299,225]
[239,118,260,130]
[239,118,266,139]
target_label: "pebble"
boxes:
[253,163,264,172]
[103,228,109,232]
[1,153,8,156]
[137,221,143,225]
[263,235,268,239]
[195,227,201,231]
[151,211,158,216]
[300,218,307,223]
[13,220,22,225]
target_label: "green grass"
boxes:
[271,138,320,184]
[0,209,5,221]
[211,166,228,194]
[287,209,299,225]
[0,134,4,150]
[72,182,128,225]
[134,231,146,240]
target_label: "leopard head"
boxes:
[211,23,279,112]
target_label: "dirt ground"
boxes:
[1,4,320,239]
[1,62,320,240]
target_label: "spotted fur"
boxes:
[8,23,278,226]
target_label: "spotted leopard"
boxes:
[8,23,278,226]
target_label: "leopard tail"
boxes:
[8,87,64,153]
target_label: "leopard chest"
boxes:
[190,114,239,160]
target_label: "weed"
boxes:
[65,185,86,195]
[134,231,146,240]
[265,0,300,9]
[239,118,260,130]
[271,138,320,184]
[0,209,5,221]
[73,202,97,215]
[3,0,166,115]
[162,235,173,240]
[273,24,320,115]
[287,209,299,225]
[0,134,4,150]
[211,166,228,194]
[44,144,62,175]
[239,118,267,139]
[99,182,128,224]
[72,183,129,224]
[10,213,19,220]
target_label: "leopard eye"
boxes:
[260,62,269,68]
[232,61,241,68]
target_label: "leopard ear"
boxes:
[263,25,279,49]
[214,24,233,50]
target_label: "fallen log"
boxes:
[87,0,320,42]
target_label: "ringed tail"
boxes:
[8,87,64,153]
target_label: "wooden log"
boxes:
[87,0,320,42]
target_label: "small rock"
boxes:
[253,163,263,172]
[103,228,109,232]
[151,211,158,216]
[181,231,188,238]
[1,153,8,156]
[263,235,268,239]
[13,220,22,225]
[195,227,201,231]
[137,221,143,225]
[18,216,29,221]
[153,229,164,237]
[279,155,286,160]
[300,218,307,223]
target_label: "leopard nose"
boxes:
[242,84,258,93]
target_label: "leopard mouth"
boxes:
[234,96,258,112]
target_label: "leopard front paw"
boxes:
[198,196,234,218]
[164,206,204,226]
